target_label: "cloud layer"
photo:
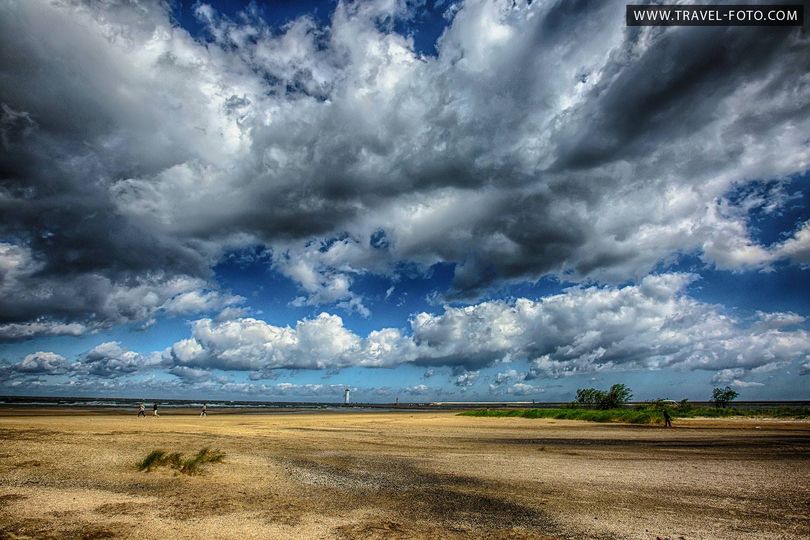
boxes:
[8,274,805,391]
[1,0,809,339]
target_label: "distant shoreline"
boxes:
[0,406,445,416]
[1,395,809,415]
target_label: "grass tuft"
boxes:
[138,450,167,472]
[137,448,225,475]
[179,448,226,476]
[166,452,183,470]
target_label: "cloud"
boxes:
[0,0,807,329]
[711,368,748,385]
[504,383,543,396]
[712,370,767,388]
[489,372,543,396]
[266,383,349,398]
[0,243,243,342]
[151,273,810,385]
[775,221,810,266]
[74,342,158,377]
[2,342,157,382]
[453,370,479,388]
[162,289,244,315]
[163,313,368,371]
[730,380,765,389]
[13,352,70,375]
[168,366,212,383]
[0,321,89,341]
[404,274,810,380]
[491,369,525,386]
[9,273,808,392]
[273,244,371,317]
[404,384,431,395]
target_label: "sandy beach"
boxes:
[0,410,808,539]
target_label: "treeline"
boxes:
[574,384,632,409]
[572,383,740,409]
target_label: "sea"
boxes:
[0,395,446,412]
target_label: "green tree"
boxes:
[575,387,603,408]
[600,384,633,409]
[575,384,632,409]
[711,386,739,408]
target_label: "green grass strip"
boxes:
[458,406,810,424]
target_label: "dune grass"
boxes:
[179,448,226,475]
[138,447,225,475]
[138,450,167,472]
[459,406,810,424]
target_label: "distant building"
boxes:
[344,387,350,405]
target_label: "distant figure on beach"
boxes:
[153,402,159,417]
[663,409,672,428]
[137,403,145,417]
[200,403,207,417]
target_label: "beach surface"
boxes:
[0,410,808,539]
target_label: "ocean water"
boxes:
[0,396,343,410]
[0,395,444,412]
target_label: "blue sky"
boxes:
[1,0,809,402]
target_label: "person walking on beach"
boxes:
[200,403,207,417]
[663,409,672,428]
[153,402,160,417]
[137,402,146,417]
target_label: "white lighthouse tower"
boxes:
[343,387,351,405]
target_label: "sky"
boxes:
[0,0,809,403]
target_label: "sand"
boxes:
[0,410,808,539]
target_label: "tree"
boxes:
[575,387,603,409]
[575,384,632,409]
[601,384,632,409]
[711,386,739,408]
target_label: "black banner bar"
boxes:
[627,4,804,26]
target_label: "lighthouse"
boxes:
[343,387,350,405]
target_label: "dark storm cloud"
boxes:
[0,1,246,337]
[552,25,806,170]
[0,0,809,336]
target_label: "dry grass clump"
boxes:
[137,447,225,475]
